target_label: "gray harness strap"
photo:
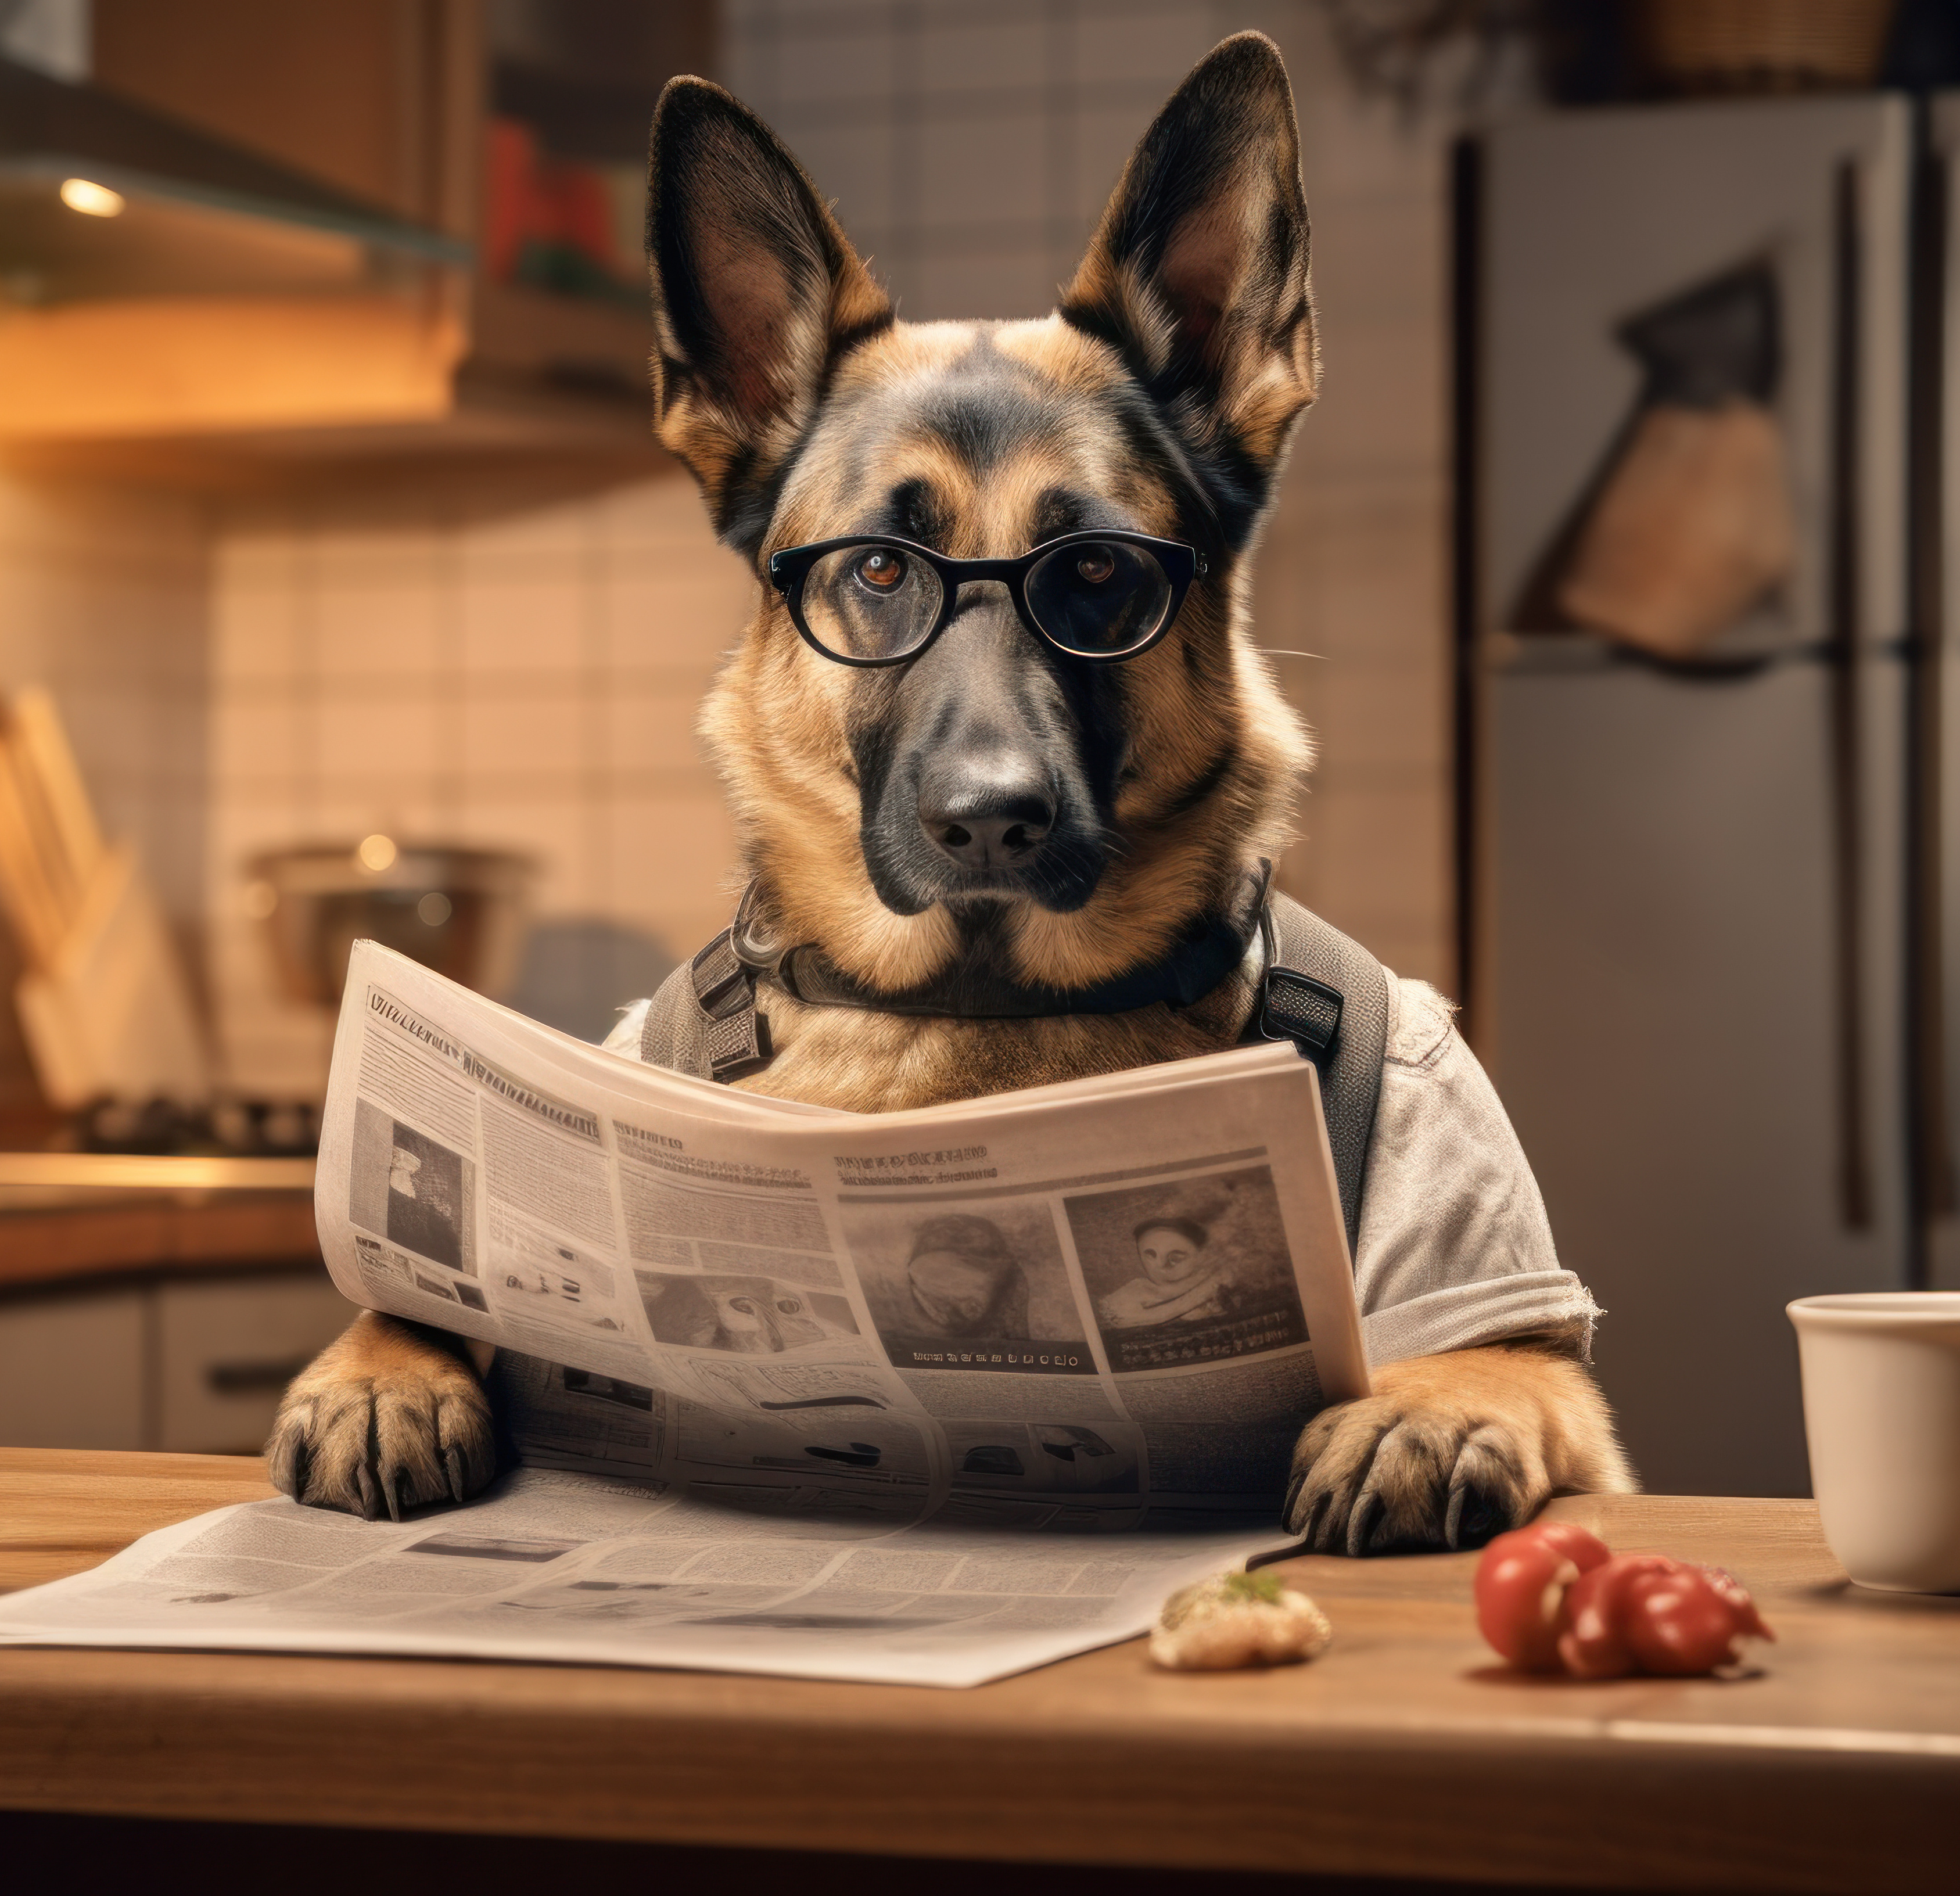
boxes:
[641,889,1388,1256]
[1255,892,1389,1256]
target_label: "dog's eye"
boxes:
[1075,547,1116,584]
[856,550,907,590]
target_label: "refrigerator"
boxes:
[1458,97,1924,1497]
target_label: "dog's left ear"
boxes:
[1062,33,1315,500]
[648,77,893,546]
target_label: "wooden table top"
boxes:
[1,1449,1954,1894]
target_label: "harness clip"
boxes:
[1262,967,1342,1071]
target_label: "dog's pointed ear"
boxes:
[648,78,893,544]
[1061,33,1315,492]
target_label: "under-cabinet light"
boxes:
[59,177,125,217]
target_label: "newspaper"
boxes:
[0,1468,1301,1687]
[0,941,1369,1686]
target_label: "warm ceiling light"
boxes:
[59,177,125,217]
[357,833,399,872]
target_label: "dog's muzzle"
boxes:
[862,767,1100,913]
[853,598,1111,915]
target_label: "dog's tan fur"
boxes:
[274,34,1633,1546]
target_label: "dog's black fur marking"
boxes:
[1160,737,1243,824]
[880,478,954,550]
[824,307,899,372]
[848,591,1123,917]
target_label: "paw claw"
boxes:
[1305,1487,1337,1552]
[1281,1474,1306,1535]
[1345,1483,1385,1559]
[267,1417,308,1501]
[356,1462,382,1522]
[1446,1425,1527,1550]
[1444,1478,1468,1550]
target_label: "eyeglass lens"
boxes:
[801,545,945,662]
[1024,540,1173,656]
[798,541,1174,663]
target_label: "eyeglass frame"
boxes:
[764,529,1207,669]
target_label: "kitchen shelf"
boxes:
[0,1154,340,1458]
[0,2,695,479]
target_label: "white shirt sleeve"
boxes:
[1353,974,1602,1369]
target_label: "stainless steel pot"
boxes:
[246,838,534,1006]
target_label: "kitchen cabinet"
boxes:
[156,1273,354,1454]
[2,0,712,474]
[0,1270,353,1456]
[0,1285,142,1450]
[0,1155,349,1455]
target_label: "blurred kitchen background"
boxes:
[1,0,1951,1500]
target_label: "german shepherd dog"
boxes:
[274,34,1631,1552]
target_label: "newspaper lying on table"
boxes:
[0,940,1369,1686]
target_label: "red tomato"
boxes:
[1473,1521,1611,1671]
[1555,1552,1663,1677]
[1556,1553,1775,1679]
[1699,1564,1775,1638]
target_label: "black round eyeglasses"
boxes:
[766,530,1205,668]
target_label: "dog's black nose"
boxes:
[918,773,1054,873]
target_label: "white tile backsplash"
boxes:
[461,686,587,780]
[916,16,1049,95]
[313,583,442,682]
[0,471,211,1106]
[199,464,750,1090]
[605,687,710,774]
[455,576,579,675]
[910,245,1065,325]
[771,17,902,105]
[917,114,1052,229]
[1063,3,1222,86]
[314,694,441,779]
[603,569,753,673]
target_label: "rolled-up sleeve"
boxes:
[1354,975,1602,1367]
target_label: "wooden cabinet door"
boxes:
[0,1287,145,1450]
[156,1272,357,1455]
[92,0,481,236]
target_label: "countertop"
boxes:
[1,1449,1954,1892]
[0,1155,318,1291]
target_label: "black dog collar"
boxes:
[727,863,1270,1023]
[677,860,1353,1091]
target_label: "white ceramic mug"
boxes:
[1787,1292,1960,1593]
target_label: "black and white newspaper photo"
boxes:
[0,943,1372,1686]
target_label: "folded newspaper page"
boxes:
[0,1469,1306,1687]
[0,942,1369,1686]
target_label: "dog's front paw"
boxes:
[268,1311,494,1520]
[1282,1344,1631,1556]
[1285,1389,1535,1556]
